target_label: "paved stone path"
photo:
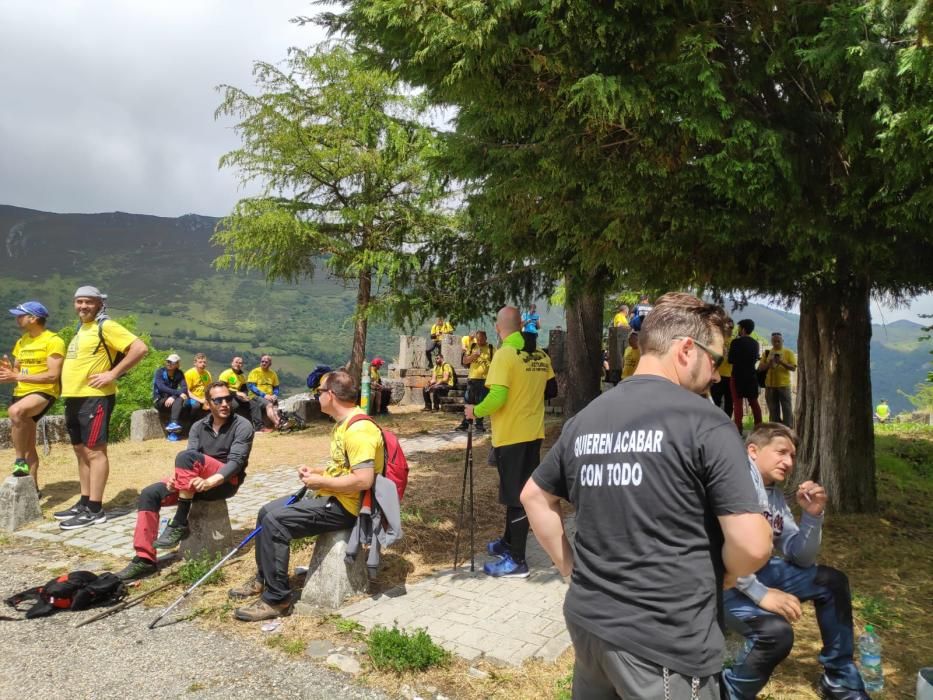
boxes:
[12,430,574,667]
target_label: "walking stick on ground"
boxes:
[75,578,177,628]
[148,486,307,630]
[453,421,475,572]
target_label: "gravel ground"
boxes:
[0,546,387,700]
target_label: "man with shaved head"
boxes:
[465,305,556,577]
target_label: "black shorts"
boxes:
[495,439,543,507]
[10,392,57,422]
[65,396,117,448]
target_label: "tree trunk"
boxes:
[563,277,605,418]
[795,276,876,513]
[349,266,372,385]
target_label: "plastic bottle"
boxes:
[360,370,371,415]
[158,516,169,537]
[858,624,884,692]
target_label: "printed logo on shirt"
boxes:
[764,509,785,538]
[572,429,665,489]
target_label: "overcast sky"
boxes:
[1,1,929,324]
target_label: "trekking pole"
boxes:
[148,486,307,630]
[467,420,475,572]
[75,577,177,628]
[453,420,475,572]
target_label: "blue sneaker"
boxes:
[167,432,181,442]
[165,422,182,432]
[486,538,510,557]
[483,553,529,578]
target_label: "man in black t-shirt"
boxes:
[728,318,763,433]
[522,292,772,700]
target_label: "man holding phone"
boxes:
[758,333,797,428]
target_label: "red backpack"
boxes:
[346,413,409,500]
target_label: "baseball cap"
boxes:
[166,353,181,364]
[74,285,108,300]
[371,357,385,367]
[9,301,49,318]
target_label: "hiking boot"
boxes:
[233,597,292,622]
[59,508,107,530]
[819,676,870,700]
[486,538,511,557]
[483,553,530,578]
[116,556,158,581]
[152,523,190,549]
[165,422,183,432]
[454,422,469,432]
[228,576,264,600]
[12,459,29,477]
[53,501,87,521]
[474,423,487,434]
[166,432,181,442]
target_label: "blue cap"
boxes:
[9,301,50,319]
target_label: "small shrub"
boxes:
[265,634,307,656]
[332,616,365,635]
[176,552,226,586]
[368,625,451,673]
[853,593,900,629]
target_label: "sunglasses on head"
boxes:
[210,395,234,405]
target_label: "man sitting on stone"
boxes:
[183,352,212,420]
[369,357,391,415]
[248,354,284,431]
[229,369,383,621]
[423,353,454,411]
[873,399,890,424]
[218,355,251,421]
[152,353,190,441]
[723,423,868,700]
[116,382,254,581]
[425,316,453,365]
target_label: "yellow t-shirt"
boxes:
[461,335,472,352]
[218,368,247,393]
[431,322,453,337]
[612,312,630,328]
[718,337,733,378]
[61,319,139,397]
[184,367,213,401]
[317,407,385,516]
[764,348,796,388]
[247,367,279,396]
[875,403,890,420]
[622,345,640,379]
[467,343,494,381]
[484,344,555,447]
[369,366,381,384]
[432,362,455,386]
[12,330,66,397]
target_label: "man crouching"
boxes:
[230,369,384,621]
[116,382,254,581]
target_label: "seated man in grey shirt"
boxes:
[117,382,254,581]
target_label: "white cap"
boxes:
[166,353,181,363]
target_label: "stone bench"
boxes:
[0,414,70,450]
[0,475,43,532]
[295,529,369,613]
[179,499,233,559]
[131,408,166,442]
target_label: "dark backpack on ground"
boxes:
[306,365,332,391]
[4,571,127,619]
[346,413,409,501]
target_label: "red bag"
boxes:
[346,414,409,500]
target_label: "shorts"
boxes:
[495,439,543,506]
[65,395,117,448]
[10,392,57,422]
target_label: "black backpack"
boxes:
[4,571,127,619]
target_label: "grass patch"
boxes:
[265,634,307,656]
[852,593,901,630]
[187,682,206,692]
[176,553,226,587]
[331,615,365,636]
[368,625,451,673]
[290,535,317,552]
[554,670,573,700]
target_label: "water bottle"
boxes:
[360,370,371,415]
[858,624,884,692]
[158,516,169,537]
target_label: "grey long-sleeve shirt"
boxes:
[736,458,824,603]
[187,413,254,481]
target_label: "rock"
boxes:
[325,653,361,675]
[304,639,333,659]
[383,379,405,405]
[467,667,489,680]
[398,336,428,370]
[440,334,464,369]
[130,408,165,442]
[0,415,69,450]
[279,392,310,412]
[178,500,233,559]
[292,398,323,423]
[295,529,369,612]
[0,475,43,531]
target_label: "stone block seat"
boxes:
[0,475,42,532]
[179,499,233,559]
[295,529,369,613]
[131,408,167,442]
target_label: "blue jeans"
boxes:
[723,558,864,699]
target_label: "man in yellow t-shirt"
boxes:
[874,399,890,423]
[248,354,283,430]
[232,369,384,622]
[423,353,455,411]
[0,301,65,487]
[218,355,251,421]
[369,357,392,415]
[465,306,556,578]
[612,304,631,329]
[57,285,148,530]
[621,331,641,379]
[184,353,212,416]
[758,332,797,429]
[710,318,734,418]
[425,316,454,364]
[456,330,495,432]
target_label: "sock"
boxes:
[78,494,90,507]
[87,500,102,513]
[172,498,193,527]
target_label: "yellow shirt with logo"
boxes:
[431,322,453,337]
[622,345,640,379]
[484,335,555,447]
[62,320,139,397]
[718,337,733,379]
[763,348,796,388]
[317,407,385,516]
[432,362,455,386]
[184,368,213,401]
[218,368,247,393]
[612,312,630,328]
[12,330,66,397]
[466,343,494,381]
[247,367,279,396]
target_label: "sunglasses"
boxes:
[675,336,724,370]
[210,395,235,405]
